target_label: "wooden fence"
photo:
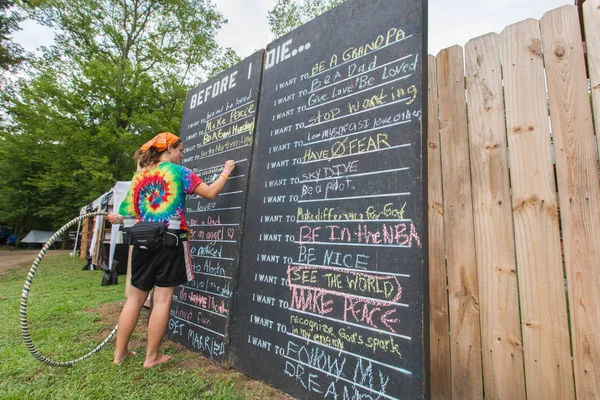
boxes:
[427,2,600,399]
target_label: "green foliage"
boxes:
[0,0,240,232]
[0,132,53,232]
[0,253,279,399]
[208,47,242,79]
[267,0,345,38]
[0,0,24,72]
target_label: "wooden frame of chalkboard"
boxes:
[166,50,265,364]
[229,0,429,398]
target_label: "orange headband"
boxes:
[140,132,180,153]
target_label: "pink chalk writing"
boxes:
[288,264,402,302]
[299,222,422,247]
[185,289,230,315]
[289,285,402,333]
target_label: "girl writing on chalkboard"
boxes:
[106,131,235,368]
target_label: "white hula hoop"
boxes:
[20,211,118,367]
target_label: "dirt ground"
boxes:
[0,249,72,274]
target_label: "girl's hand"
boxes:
[105,213,122,225]
[223,160,236,175]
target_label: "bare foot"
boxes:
[143,354,171,368]
[113,350,136,365]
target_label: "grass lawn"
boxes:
[0,253,288,399]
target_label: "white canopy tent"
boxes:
[21,230,63,244]
[72,181,131,273]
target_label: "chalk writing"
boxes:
[167,51,264,363]
[229,2,426,399]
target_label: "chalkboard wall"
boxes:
[229,0,428,398]
[166,50,264,363]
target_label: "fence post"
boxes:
[427,54,452,400]
[437,45,483,400]
[502,17,576,400]
[542,5,600,398]
[464,32,526,400]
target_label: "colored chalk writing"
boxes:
[228,0,427,399]
[166,51,265,363]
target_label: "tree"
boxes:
[0,130,53,235]
[267,0,345,38]
[0,0,24,72]
[0,0,238,231]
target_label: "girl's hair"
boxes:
[136,139,182,169]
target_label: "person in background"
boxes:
[105,132,235,368]
[7,234,18,251]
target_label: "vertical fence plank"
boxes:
[541,6,600,399]
[464,33,526,400]
[501,19,576,400]
[584,0,600,139]
[427,54,452,400]
[436,46,483,400]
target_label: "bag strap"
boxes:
[165,231,180,247]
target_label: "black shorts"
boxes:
[130,241,193,291]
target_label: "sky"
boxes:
[13,0,574,60]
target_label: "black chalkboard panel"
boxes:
[229,1,428,398]
[166,50,264,363]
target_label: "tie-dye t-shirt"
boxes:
[119,162,203,232]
